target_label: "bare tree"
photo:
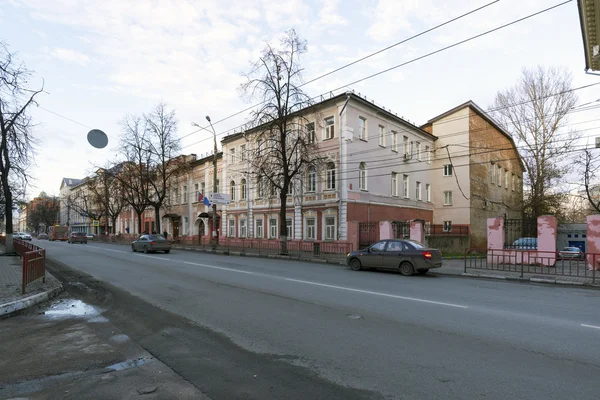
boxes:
[0,42,43,252]
[577,148,600,214]
[240,29,321,253]
[492,66,578,218]
[87,164,127,234]
[144,103,186,234]
[66,185,104,232]
[118,115,151,234]
[27,192,59,233]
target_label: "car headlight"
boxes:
[346,253,351,257]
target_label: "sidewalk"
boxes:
[0,245,63,316]
[172,244,600,288]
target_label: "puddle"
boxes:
[110,334,130,343]
[104,357,152,372]
[44,299,102,320]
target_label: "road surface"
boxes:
[39,239,600,400]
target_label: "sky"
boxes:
[1,0,598,199]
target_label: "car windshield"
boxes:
[564,247,580,252]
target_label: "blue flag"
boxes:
[203,196,211,206]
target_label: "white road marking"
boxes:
[87,246,127,254]
[136,254,171,261]
[284,278,468,309]
[581,324,600,330]
[184,261,255,275]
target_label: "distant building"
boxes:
[577,0,600,72]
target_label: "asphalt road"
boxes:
[39,238,600,400]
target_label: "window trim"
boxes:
[391,131,398,152]
[426,183,431,202]
[416,181,421,201]
[358,117,367,140]
[443,190,453,205]
[229,180,236,201]
[324,215,336,241]
[391,172,398,197]
[403,174,409,198]
[239,219,247,238]
[268,217,278,239]
[228,219,236,238]
[307,166,317,193]
[443,221,452,232]
[378,125,385,147]
[324,116,335,140]
[443,164,453,177]
[305,217,316,240]
[326,162,336,190]
[255,218,264,239]
[240,179,247,200]
[359,162,367,191]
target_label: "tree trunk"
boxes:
[279,190,288,255]
[154,206,161,234]
[112,217,118,234]
[4,189,14,253]
[136,211,143,234]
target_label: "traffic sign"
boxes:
[209,193,231,205]
[92,220,99,227]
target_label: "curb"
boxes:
[0,278,63,317]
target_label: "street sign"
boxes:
[209,193,231,205]
[92,220,99,227]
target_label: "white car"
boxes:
[14,232,32,241]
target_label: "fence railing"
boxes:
[464,248,597,283]
[14,238,46,294]
[425,224,469,236]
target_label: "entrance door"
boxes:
[173,219,180,238]
[198,220,205,242]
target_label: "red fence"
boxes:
[14,239,46,294]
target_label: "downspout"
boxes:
[338,92,352,240]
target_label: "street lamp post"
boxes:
[192,118,219,250]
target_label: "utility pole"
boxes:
[206,115,219,250]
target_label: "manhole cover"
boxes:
[346,313,362,320]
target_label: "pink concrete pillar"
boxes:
[487,217,504,264]
[410,220,425,244]
[586,215,600,271]
[346,221,359,252]
[537,215,557,267]
[379,221,393,240]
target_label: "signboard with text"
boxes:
[209,193,231,205]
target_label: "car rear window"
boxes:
[406,240,426,249]
[148,235,167,241]
[74,232,85,236]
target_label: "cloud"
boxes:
[51,48,90,66]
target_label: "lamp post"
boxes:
[192,117,219,249]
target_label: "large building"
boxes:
[422,101,524,249]
[578,0,600,73]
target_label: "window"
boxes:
[497,165,502,187]
[443,221,452,232]
[240,179,247,200]
[324,116,334,139]
[173,188,179,204]
[270,182,276,197]
[490,163,495,184]
[257,176,264,198]
[378,125,385,146]
[257,139,263,156]
[392,131,398,152]
[286,218,293,238]
[325,216,335,240]
[269,218,278,239]
[416,181,421,201]
[426,184,431,202]
[228,219,235,238]
[403,136,409,156]
[416,142,421,160]
[230,148,235,164]
[306,122,316,144]
[443,164,453,176]
[358,117,367,140]
[201,182,205,196]
[183,217,188,235]
[239,219,247,237]
[443,190,453,205]
[326,162,336,190]
[193,183,199,202]
[512,174,516,191]
[425,145,431,164]
[403,175,409,198]
[255,219,263,238]
[287,182,293,195]
[305,217,316,240]
[307,166,316,192]
[241,144,246,161]
[391,172,398,196]
[359,162,367,190]
[230,181,236,201]
[371,241,386,251]
[182,185,187,204]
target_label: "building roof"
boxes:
[422,100,525,171]
[578,0,600,72]
[221,91,433,144]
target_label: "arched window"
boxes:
[306,166,316,192]
[359,162,367,190]
[326,162,335,190]
[230,180,236,201]
[240,179,247,200]
[257,176,264,198]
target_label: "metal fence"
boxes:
[504,218,537,249]
[14,239,46,294]
[359,222,378,247]
[391,221,410,239]
[464,249,597,283]
[425,224,469,236]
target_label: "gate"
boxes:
[359,222,378,247]
[504,218,537,249]
[391,221,410,239]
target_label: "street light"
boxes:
[192,118,219,249]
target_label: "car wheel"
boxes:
[399,262,414,276]
[144,246,149,254]
[350,258,362,271]
[417,269,429,275]
[131,245,136,252]
[164,250,170,254]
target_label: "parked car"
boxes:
[85,233,96,240]
[68,232,88,244]
[14,232,32,241]
[131,234,172,254]
[511,237,538,250]
[37,233,49,240]
[558,246,584,260]
[346,239,442,275]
